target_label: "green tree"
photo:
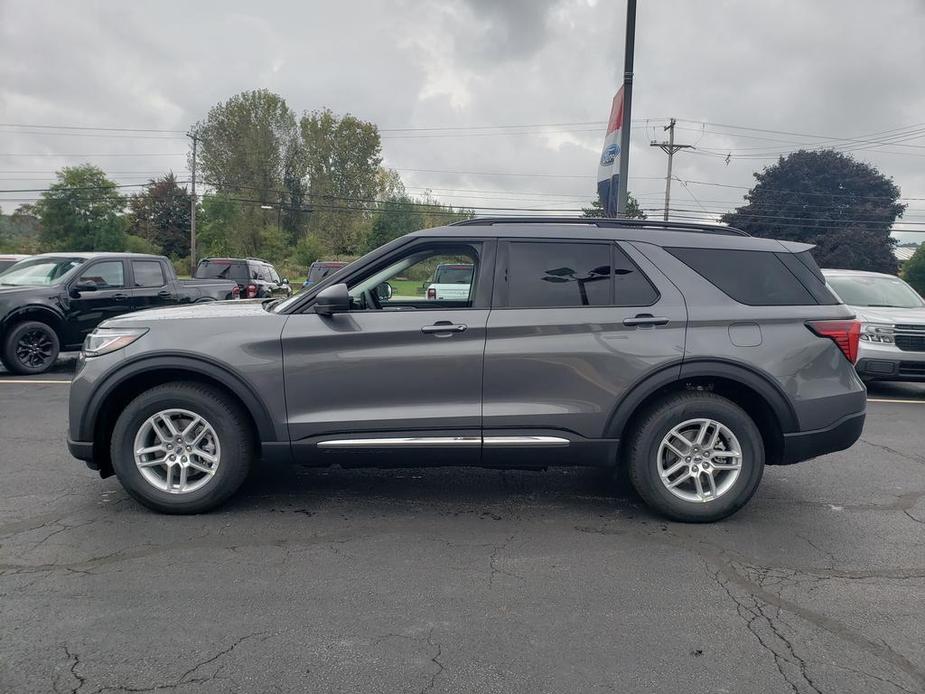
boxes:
[582,193,646,219]
[192,90,303,241]
[721,150,904,273]
[34,165,127,251]
[902,245,925,296]
[300,108,385,254]
[366,194,473,253]
[127,173,192,257]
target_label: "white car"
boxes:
[425,262,473,301]
[823,268,925,382]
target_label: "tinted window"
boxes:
[778,252,839,304]
[506,242,612,307]
[668,248,816,306]
[78,261,124,289]
[195,260,247,281]
[132,260,165,288]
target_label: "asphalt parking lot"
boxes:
[1,357,923,694]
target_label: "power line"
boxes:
[0,122,186,134]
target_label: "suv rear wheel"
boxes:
[110,382,254,514]
[627,392,764,522]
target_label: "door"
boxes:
[482,239,687,457]
[130,259,176,311]
[65,259,131,343]
[282,239,494,465]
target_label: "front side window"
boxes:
[132,260,166,288]
[346,245,479,310]
[77,261,124,289]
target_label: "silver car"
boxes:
[823,268,925,382]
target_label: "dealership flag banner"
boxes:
[597,87,625,216]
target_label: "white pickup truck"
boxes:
[425,263,474,301]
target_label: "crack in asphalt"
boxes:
[488,534,522,588]
[859,438,925,466]
[709,565,821,694]
[89,631,272,693]
[420,627,445,694]
[59,645,86,694]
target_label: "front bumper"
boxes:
[856,338,925,381]
[780,410,865,465]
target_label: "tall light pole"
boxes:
[188,133,198,274]
[615,0,637,216]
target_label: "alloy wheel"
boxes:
[657,418,743,503]
[15,328,55,369]
[133,409,222,494]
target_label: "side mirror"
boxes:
[281,278,289,285]
[375,281,393,301]
[314,283,349,316]
[72,280,98,295]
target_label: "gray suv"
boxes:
[67,218,866,522]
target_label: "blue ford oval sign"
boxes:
[600,143,620,166]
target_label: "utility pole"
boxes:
[615,0,636,216]
[188,133,198,275]
[650,118,693,221]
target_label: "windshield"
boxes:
[0,257,85,286]
[827,274,925,309]
[195,260,248,281]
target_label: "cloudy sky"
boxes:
[2,0,925,240]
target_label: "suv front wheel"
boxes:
[110,382,254,514]
[627,392,764,522]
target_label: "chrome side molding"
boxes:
[316,435,570,448]
[482,436,570,447]
[317,436,481,448]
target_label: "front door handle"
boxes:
[623,314,669,327]
[157,290,172,298]
[421,322,468,335]
[113,293,128,301]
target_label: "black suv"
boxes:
[69,218,865,522]
[194,257,291,299]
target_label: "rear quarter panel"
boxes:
[630,242,866,431]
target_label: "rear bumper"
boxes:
[780,410,865,465]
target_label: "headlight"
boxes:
[82,327,148,357]
[859,323,894,343]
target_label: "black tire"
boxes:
[626,392,764,523]
[1,320,60,375]
[110,382,254,514]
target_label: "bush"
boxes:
[902,245,925,296]
[123,234,160,254]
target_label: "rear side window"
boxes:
[667,247,818,306]
[195,260,247,281]
[502,241,657,308]
[132,260,165,288]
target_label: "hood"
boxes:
[102,299,272,327]
[0,284,46,298]
[849,305,925,325]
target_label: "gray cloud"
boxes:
[1,0,924,240]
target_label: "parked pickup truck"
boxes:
[0,252,239,374]
[425,262,474,300]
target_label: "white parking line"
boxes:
[0,379,72,384]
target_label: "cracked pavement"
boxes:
[0,368,924,693]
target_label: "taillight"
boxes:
[427,287,436,300]
[246,284,257,298]
[232,285,240,300]
[806,320,860,363]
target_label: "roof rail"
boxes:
[449,216,749,237]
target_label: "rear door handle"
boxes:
[113,293,128,300]
[421,322,468,334]
[157,290,172,298]
[623,314,669,327]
